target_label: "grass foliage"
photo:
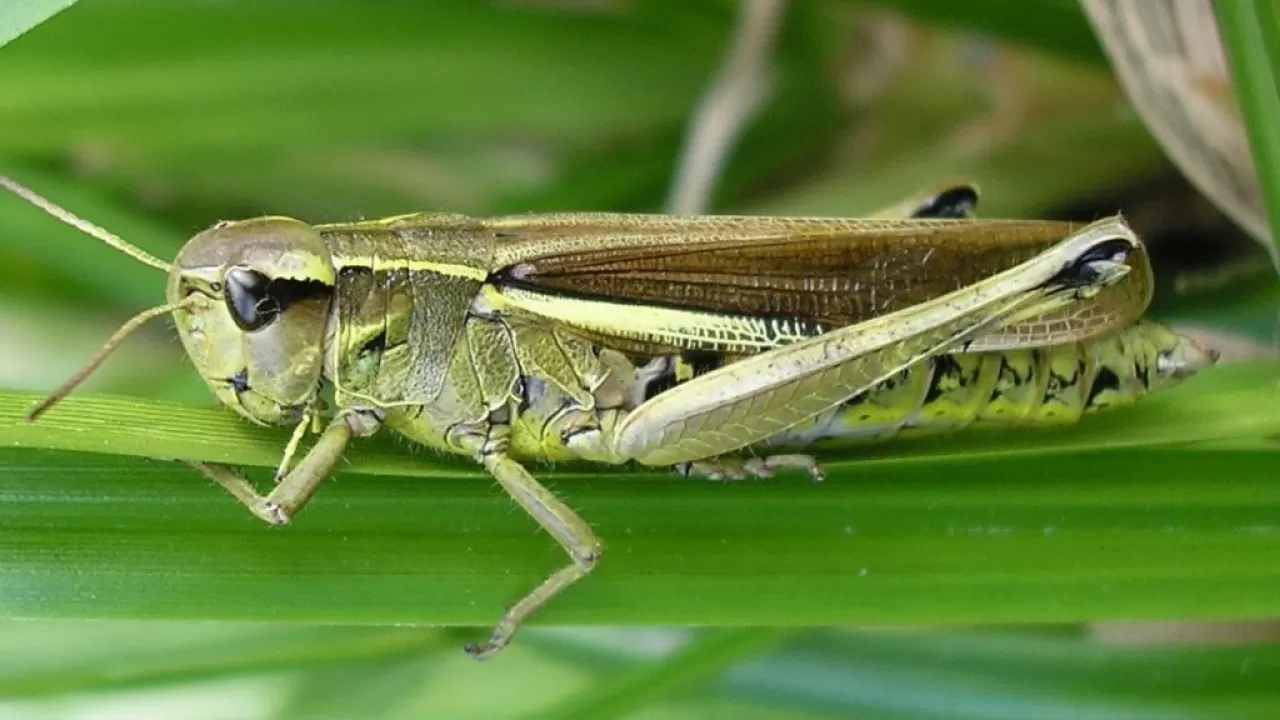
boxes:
[1,1,1279,718]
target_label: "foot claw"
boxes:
[465,639,503,661]
[254,501,291,526]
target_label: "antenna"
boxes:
[26,297,200,421]
[0,175,172,272]
[0,173,184,421]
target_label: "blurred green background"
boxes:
[2,1,1280,718]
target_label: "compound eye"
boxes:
[224,267,280,332]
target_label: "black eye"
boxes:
[224,267,280,332]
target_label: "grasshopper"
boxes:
[1,177,1216,659]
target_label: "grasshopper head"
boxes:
[167,218,335,426]
[6,176,341,427]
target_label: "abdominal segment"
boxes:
[627,325,1170,453]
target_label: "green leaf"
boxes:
[532,629,796,720]
[0,621,439,698]
[529,627,1280,720]
[1216,0,1280,262]
[0,363,1277,630]
[0,0,79,49]
[2,1,1276,715]
[0,1,727,156]
[0,166,182,310]
[274,654,440,720]
[702,629,1280,719]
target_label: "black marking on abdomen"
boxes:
[842,389,875,422]
[1085,366,1121,408]
[1134,359,1151,389]
[1046,359,1085,395]
[923,355,964,403]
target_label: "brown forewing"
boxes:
[484,215,1152,342]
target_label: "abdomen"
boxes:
[628,320,1209,454]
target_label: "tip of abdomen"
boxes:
[1160,331,1221,380]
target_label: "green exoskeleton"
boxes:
[2,177,1216,659]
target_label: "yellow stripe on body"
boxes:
[320,212,492,283]
[330,254,489,282]
[486,285,822,355]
